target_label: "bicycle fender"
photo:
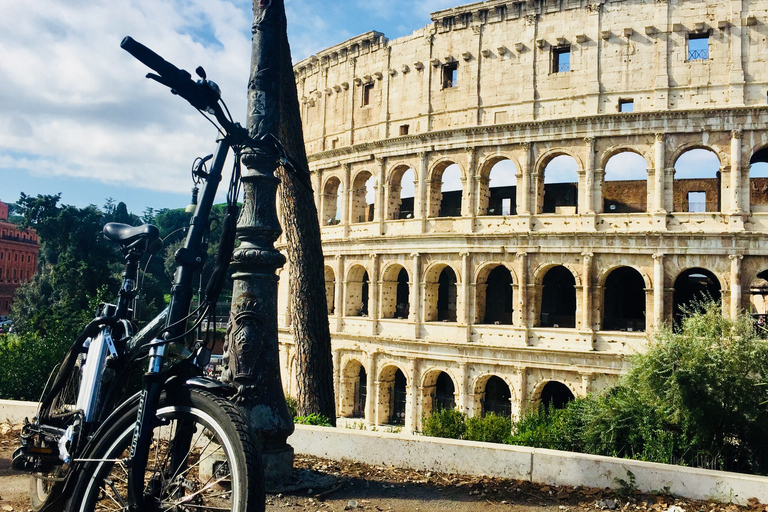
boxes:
[184,376,237,396]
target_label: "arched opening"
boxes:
[321,177,342,225]
[439,164,463,217]
[672,268,721,327]
[351,171,376,223]
[750,270,768,333]
[434,372,456,411]
[381,265,410,319]
[324,266,335,315]
[482,266,514,324]
[339,360,367,418]
[749,148,768,212]
[482,376,511,417]
[389,167,416,220]
[542,155,579,214]
[378,366,407,425]
[673,149,721,212]
[344,265,369,317]
[485,159,517,215]
[437,267,458,322]
[539,381,575,411]
[602,267,646,331]
[603,151,648,213]
[539,266,576,328]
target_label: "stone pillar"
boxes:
[333,254,344,331]
[332,349,342,418]
[458,363,470,413]
[652,253,665,329]
[582,252,593,332]
[516,252,528,329]
[583,137,596,214]
[365,351,378,426]
[416,151,428,232]
[730,130,743,214]
[406,359,422,433]
[654,134,666,212]
[411,252,422,338]
[461,252,472,329]
[342,163,352,237]
[730,254,743,319]
[465,148,477,224]
[511,367,527,420]
[376,157,387,233]
[369,253,380,335]
[580,373,592,397]
[519,142,532,215]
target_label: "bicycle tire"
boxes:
[66,388,264,512]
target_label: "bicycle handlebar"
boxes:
[120,36,217,112]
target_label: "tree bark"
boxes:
[271,0,336,423]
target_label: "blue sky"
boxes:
[0,0,457,216]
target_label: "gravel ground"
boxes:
[1,423,764,512]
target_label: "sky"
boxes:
[0,0,458,216]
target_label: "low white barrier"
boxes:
[290,424,768,505]
[0,399,37,424]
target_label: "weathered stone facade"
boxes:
[278,0,768,432]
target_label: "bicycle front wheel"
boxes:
[67,388,264,512]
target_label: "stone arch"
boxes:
[351,169,376,223]
[474,374,512,417]
[321,175,343,225]
[423,263,459,322]
[672,147,722,213]
[749,269,768,330]
[478,155,520,216]
[532,380,576,411]
[537,151,581,214]
[345,263,370,316]
[428,160,464,218]
[601,266,647,331]
[324,265,336,315]
[749,146,768,212]
[475,263,515,324]
[602,149,649,213]
[381,263,410,319]
[378,364,408,425]
[672,267,723,327]
[538,265,577,328]
[387,163,417,220]
[339,358,367,419]
[421,369,457,418]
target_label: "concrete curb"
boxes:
[290,424,768,505]
[0,399,37,424]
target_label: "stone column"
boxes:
[511,367,527,420]
[730,254,743,319]
[411,252,422,338]
[365,351,378,426]
[376,157,387,233]
[406,359,422,433]
[654,134,666,212]
[342,163,352,237]
[730,130,743,214]
[416,151,429,232]
[458,363,470,413]
[460,252,472,337]
[333,254,344,331]
[581,252,593,332]
[369,253,380,335]
[516,252,529,329]
[519,142,532,215]
[580,373,592,397]
[583,137,596,214]
[652,253,665,329]
[464,148,478,224]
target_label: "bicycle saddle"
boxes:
[103,223,163,254]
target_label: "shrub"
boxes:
[0,331,70,401]
[294,413,333,426]
[465,413,512,443]
[422,408,467,439]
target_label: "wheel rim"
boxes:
[78,405,241,512]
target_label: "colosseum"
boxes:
[276,0,768,431]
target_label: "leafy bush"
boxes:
[465,413,512,443]
[422,408,467,439]
[285,395,298,419]
[0,331,71,401]
[294,413,332,426]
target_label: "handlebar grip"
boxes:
[120,36,189,84]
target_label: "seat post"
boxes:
[115,250,142,320]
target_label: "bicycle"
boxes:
[12,36,277,512]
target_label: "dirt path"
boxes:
[0,424,761,512]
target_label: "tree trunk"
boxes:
[272,0,336,423]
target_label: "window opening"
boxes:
[619,99,634,112]
[539,265,576,328]
[483,376,511,417]
[362,82,374,105]
[352,366,367,418]
[390,370,407,425]
[442,62,458,88]
[603,267,646,332]
[688,33,709,61]
[672,268,721,328]
[688,191,706,212]
[396,268,410,319]
[437,267,458,322]
[483,266,513,324]
[434,372,456,411]
[552,46,571,73]
[399,124,409,136]
[539,381,574,411]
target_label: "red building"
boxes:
[0,200,39,316]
